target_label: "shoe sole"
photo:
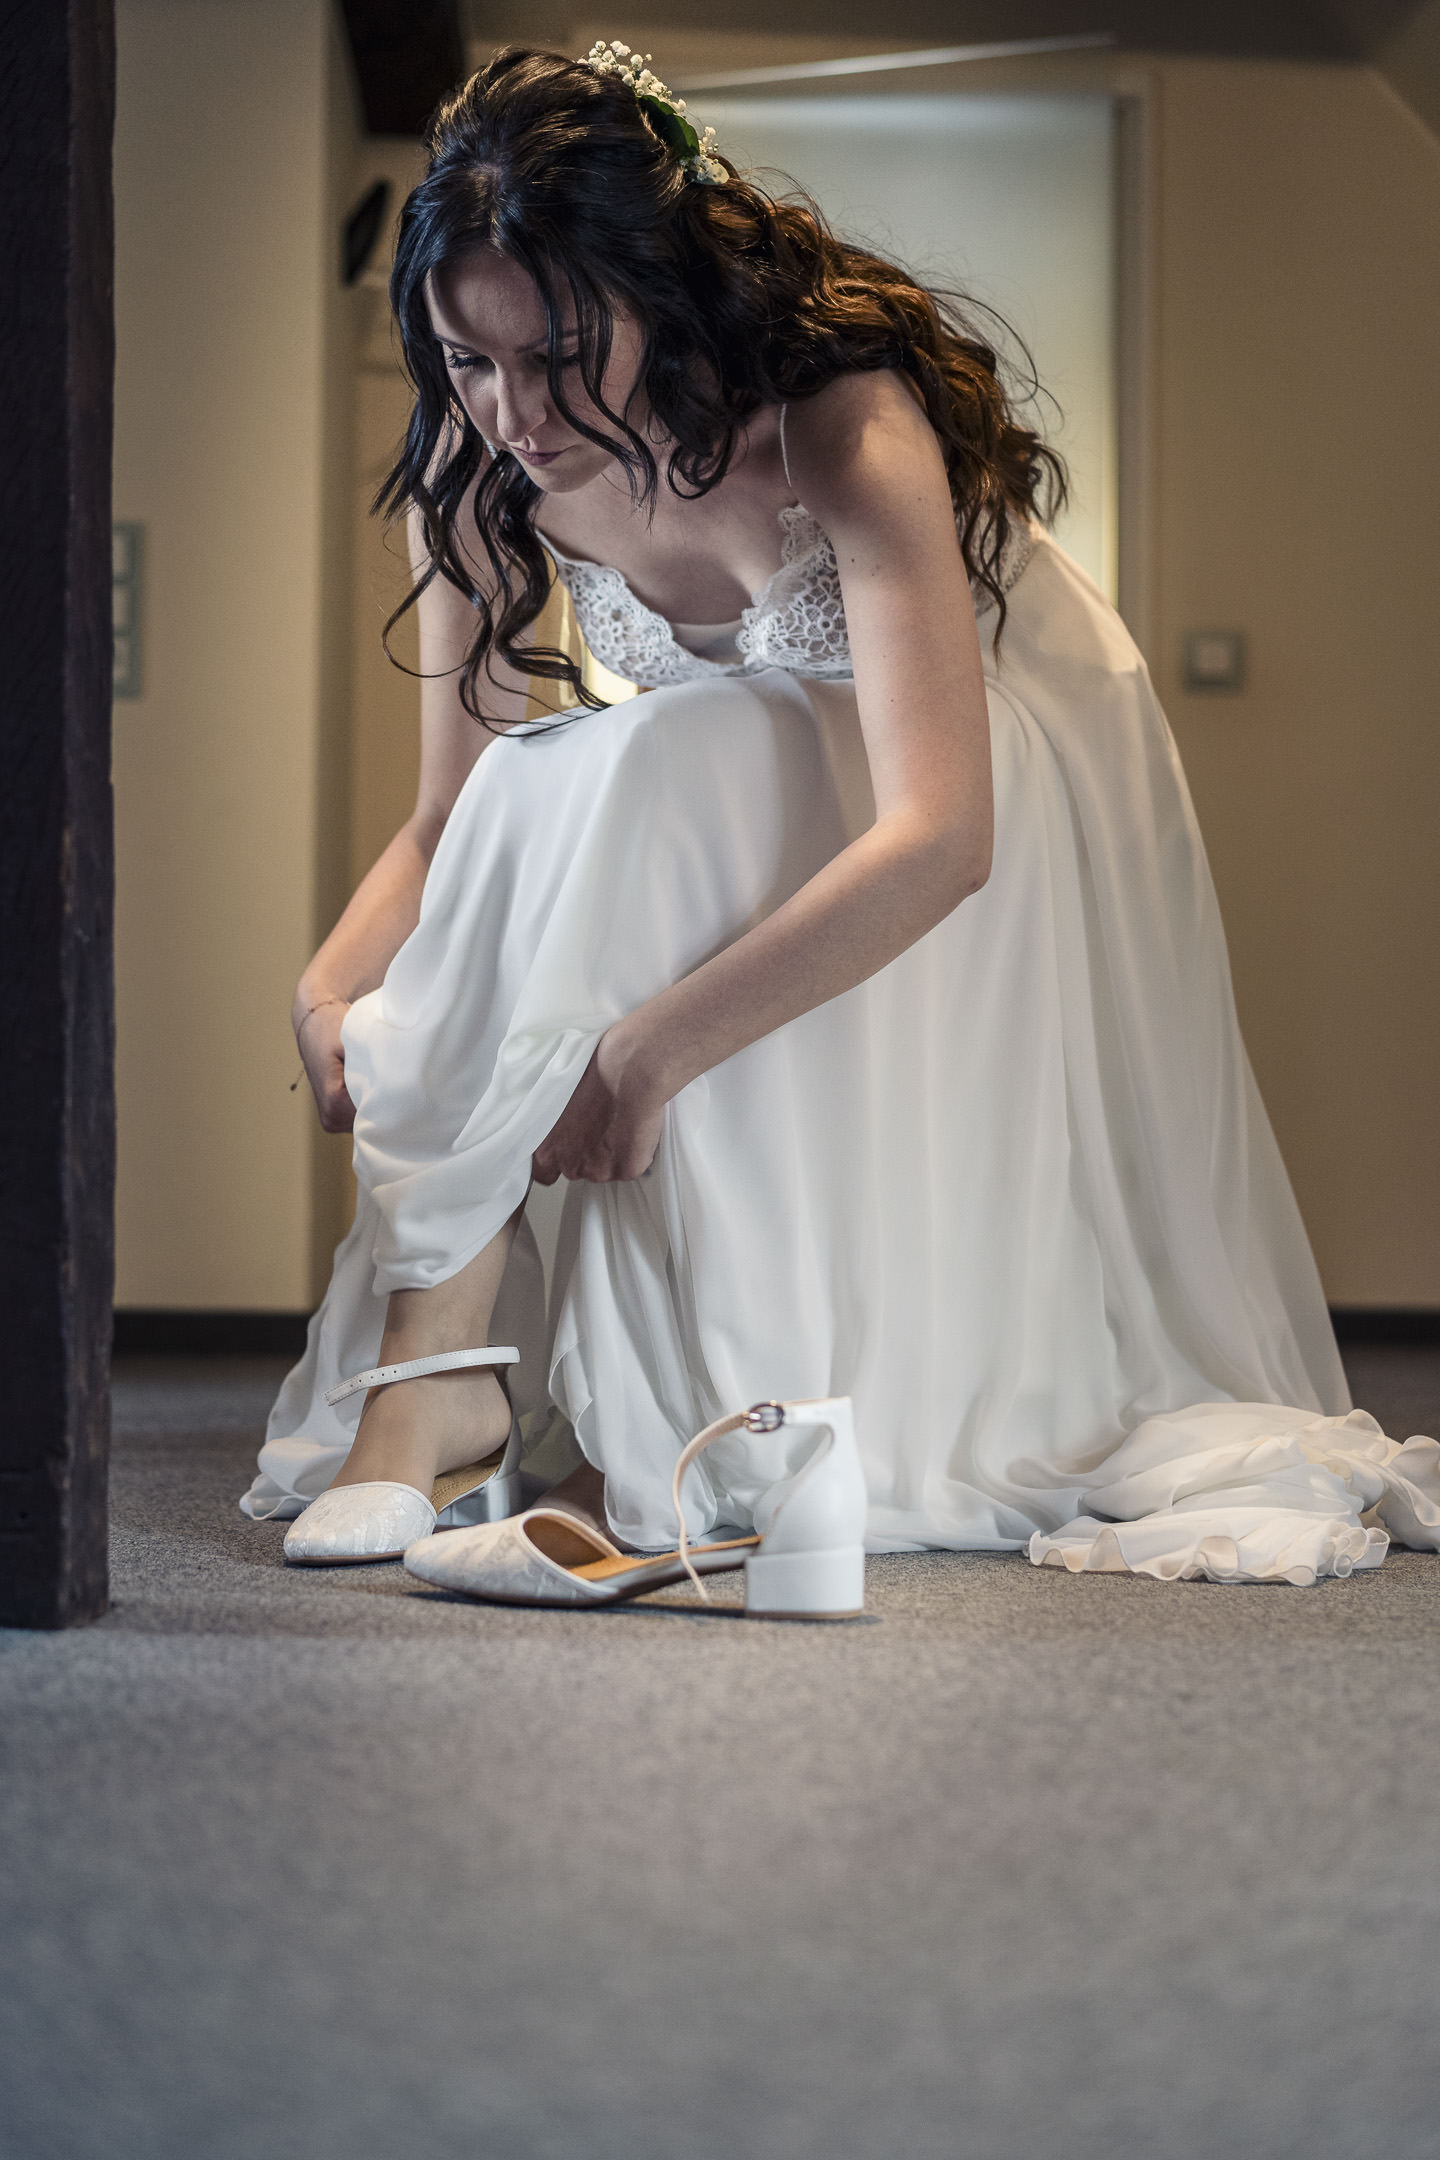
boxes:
[283,1548,410,1567]
[414,1540,866,1617]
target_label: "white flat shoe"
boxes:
[403,1396,867,1617]
[401,1506,759,1604]
[282,1480,440,1566]
[283,1345,523,1566]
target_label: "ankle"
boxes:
[334,1368,513,1491]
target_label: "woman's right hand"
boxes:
[296,998,355,1133]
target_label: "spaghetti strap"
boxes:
[778,402,793,492]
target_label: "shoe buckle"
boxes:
[745,1400,786,1433]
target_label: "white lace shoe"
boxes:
[403,1396,867,1617]
[282,1345,523,1566]
[282,1480,439,1565]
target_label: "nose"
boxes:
[491,366,547,448]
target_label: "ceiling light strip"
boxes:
[674,33,1117,94]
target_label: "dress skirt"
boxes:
[243,535,1440,1582]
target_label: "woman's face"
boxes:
[426,248,645,494]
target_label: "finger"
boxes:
[531,1150,559,1187]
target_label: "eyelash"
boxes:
[443,350,582,373]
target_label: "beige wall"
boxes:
[112,0,359,1307]
[1144,60,1440,1304]
[349,143,427,892]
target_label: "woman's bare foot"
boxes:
[333,1367,513,1497]
[331,1208,522,1498]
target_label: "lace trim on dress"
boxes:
[546,503,1035,691]
[549,552,729,689]
[735,506,856,681]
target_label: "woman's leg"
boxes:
[332,1205,523,1496]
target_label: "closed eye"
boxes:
[441,347,581,373]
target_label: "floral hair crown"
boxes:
[581,40,727,185]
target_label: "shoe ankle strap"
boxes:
[672,1403,782,1602]
[324,1345,520,1408]
[671,1400,847,1600]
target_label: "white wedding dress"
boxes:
[243,485,1440,1584]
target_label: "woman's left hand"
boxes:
[532,1024,668,1185]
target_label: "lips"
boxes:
[510,444,564,466]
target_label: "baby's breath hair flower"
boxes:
[581,39,727,183]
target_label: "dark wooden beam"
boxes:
[0,0,116,1629]
[341,0,465,136]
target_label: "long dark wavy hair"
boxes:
[378,44,1067,721]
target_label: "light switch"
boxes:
[1182,629,1245,694]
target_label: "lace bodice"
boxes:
[547,503,1035,691]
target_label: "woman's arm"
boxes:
[534,371,994,1181]
[296,498,534,1130]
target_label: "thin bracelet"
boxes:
[295,995,349,1042]
[290,996,350,1092]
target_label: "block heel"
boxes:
[744,1543,866,1619]
[434,1458,525,1529]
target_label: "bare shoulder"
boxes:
[781,371,948,536]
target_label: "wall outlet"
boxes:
[1183,628,1245,694]
[113,522,145,699]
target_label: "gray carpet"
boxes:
[4,1348,1440,2160]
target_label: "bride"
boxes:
[243,41,1439,1597]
